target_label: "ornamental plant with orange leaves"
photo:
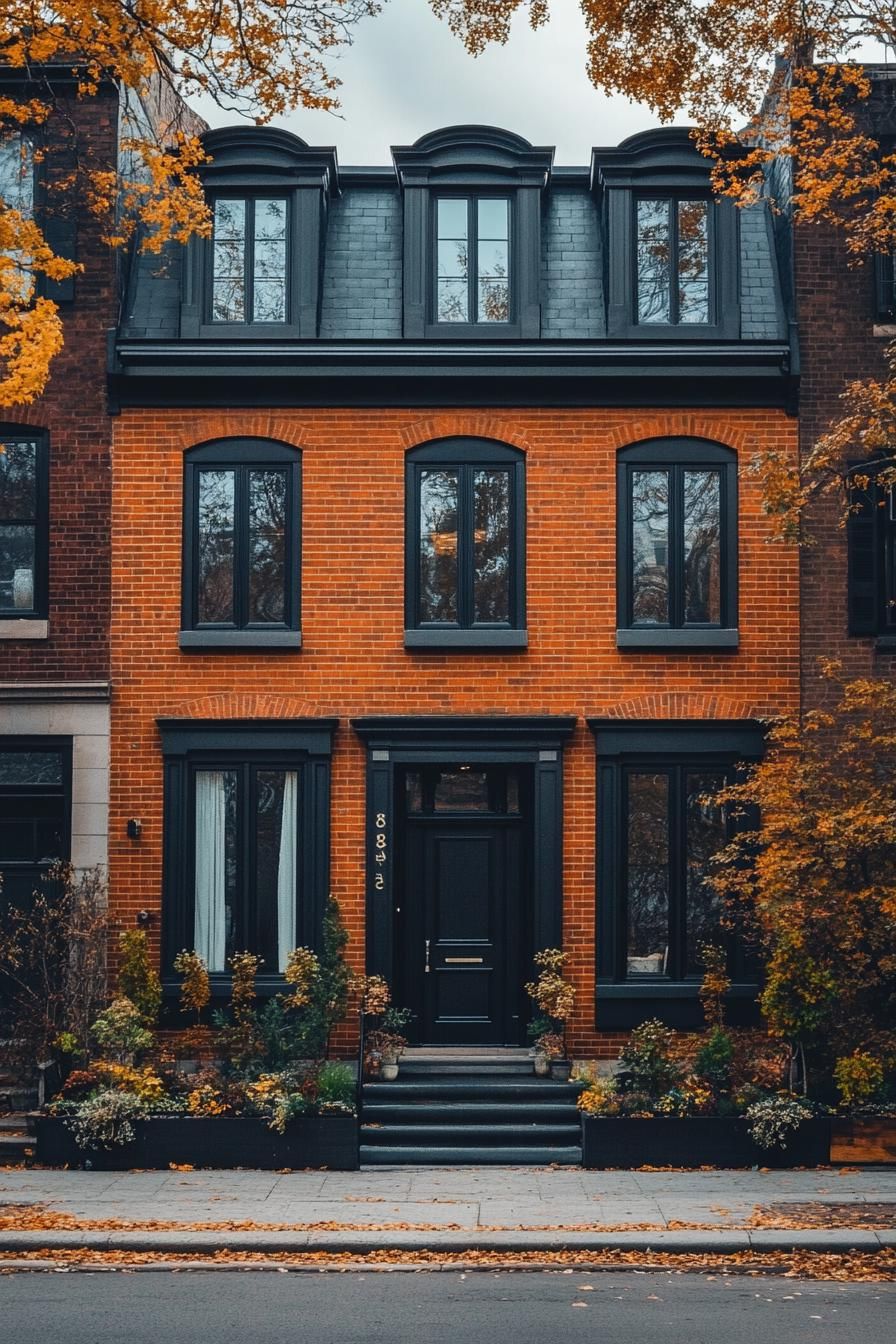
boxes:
[712,665,896,1096]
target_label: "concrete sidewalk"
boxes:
[1,1164,895,1255]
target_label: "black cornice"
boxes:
[200,125,339,194]
[392,124,554,189]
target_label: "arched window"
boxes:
[405,437,526,648]
[617,438,738,649]
[180,438,301,650]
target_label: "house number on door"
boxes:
[374,811,387,890]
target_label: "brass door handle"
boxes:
[424,938,431,973]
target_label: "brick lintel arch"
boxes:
[608,418,750,455]
[172,414,310,454]
[399,415,536,456]
[162,693,337,721]
[601,693,777,722]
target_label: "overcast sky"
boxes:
[199,0,663,165]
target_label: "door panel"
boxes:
[400,817,522,1045]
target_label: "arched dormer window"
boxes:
[392,127,554,341]
[180,438,301,650]
[593,129,740,341]
[617,438,739,649]
[405,437,526,648]
[180,127,338,340]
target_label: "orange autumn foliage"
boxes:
[0,0,381,406]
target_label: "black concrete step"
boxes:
[361,1144,582,1166]
[363,1078,582,1103]
[363,1101,579,1125]
[362,1122,581,1146]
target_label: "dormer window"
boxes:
[435,197,510,324]
[393,127,553,341]
[636,197,710,325]
[211,197,289,324]
[180,127,337,341]
[594,129,739,341]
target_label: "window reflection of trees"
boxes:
[683,471,721,624]
[636,198,709,325]
[631,470,669,624]
[473,470,510,622]
[685,772,725,974]
[248,470,286,624]
[197,470,235,623]
[626,773,669,975]
[419,469,459,622]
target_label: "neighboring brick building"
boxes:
[107,123,800,1060]
[788,68,896,703]
[0,71,120,914]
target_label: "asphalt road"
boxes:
[1,1270,895,1342]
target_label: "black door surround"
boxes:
[352,716,576,1007]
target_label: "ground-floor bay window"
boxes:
[589,718,763,1030]
[158,718,336,994]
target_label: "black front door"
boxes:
[397,766,527,1045]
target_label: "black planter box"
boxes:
[34,1114,359,1171]
[581,1115,831,1169]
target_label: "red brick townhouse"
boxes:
[0,67,119,931]
[107,124,799,1066]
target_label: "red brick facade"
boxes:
[110,406,799,1056]
[0,86,118,681]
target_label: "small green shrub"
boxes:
[118,929,162,1024]
[618,1019,683,1096]
[317,1061,356,1110]
[694,1028,735,1094]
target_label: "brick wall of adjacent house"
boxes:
[109,405,799,1056]
[0,85,118,681]
[793,215,896,704]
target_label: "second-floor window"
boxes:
[181,439,301,648]
[435,197,510,324]
[847,460,896,638]
[210,197,289,325]
[617,439,738,648]
[405,438,526,647]
[0,430,48,621]
[636,197,710,326]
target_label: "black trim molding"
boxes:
[392,126,553,341]
[352,715,575,987]
[588,717,764,1030]
[157,716,336,988]
[179,126,338,341]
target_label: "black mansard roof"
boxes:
[113,124,794,410]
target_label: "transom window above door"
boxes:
[404,765,521,815]
[435,197,510,324]
[405,438,526,649]
[180,438,301,650]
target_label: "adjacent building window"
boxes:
[0,133,34,217]
[181,439,300,649]
[617,438,738,648]
[0,430,49,620]
[405,438,526,648]
[210,197,289,325]
[0,741,70,912]
[591,719,763,1028]
[435,197,511,324]
[159,719,335,987]
[847,460,896,638]
[636,197,710,325]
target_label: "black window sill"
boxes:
[596,981,758,1000]
[874,634,896,653]
[616,627,739,650]
[178,629,302,651]
[422,322,522,341]
[404,628,528,650]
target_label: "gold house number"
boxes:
[374,812,387,889]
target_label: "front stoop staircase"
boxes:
[360,1048,582,1166]
[0,1069,37,1165]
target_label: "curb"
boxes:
[1,1229,894,1254]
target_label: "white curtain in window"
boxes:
[277,771,298,971]
[195,771,227,972]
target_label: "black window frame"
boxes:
[205,191,294,332]
[158,717,336,1000]
[404,437,527,649]
[589,718,763,1030]
[616,437,739,650]
[594,129,740,342]
[431,192,514,329]
[180,437,301,651]
[846,457,896,644]
[0,423,50,623]
[0,735,71,877]
[632,193,716,328]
